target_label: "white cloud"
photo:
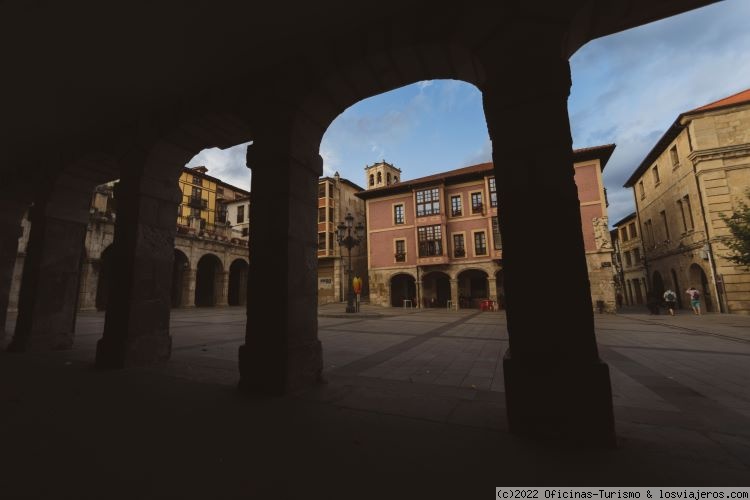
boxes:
[185,142,251,191]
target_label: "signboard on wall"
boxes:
[319,278,333,289]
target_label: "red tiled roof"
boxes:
[689,88,750,113]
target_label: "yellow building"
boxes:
[177,166,250,234]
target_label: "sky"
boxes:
[186,0,750,228]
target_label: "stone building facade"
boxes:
[624,88,750,314]
[358,146,617,312]
[317,173,368,305]
[611,212,648,306]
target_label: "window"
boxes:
[683,195,694,230]
[639,181,645,199]
[393,204,405,225]
[677,199,687,232]
[633,248,641,263]
[329,232,334,252]
[395,240,406,262]
[237,205,245,224]
[450,195,462,217]
[492,216,502,249]
[387,172,391,185]
[242,227,249,237]
[453,234,465,258]
[192,175,202,186]
[628,222,637,239]
[620,227,629,242]
[471,192,483,214]
[329,207,334,222]
[393,176,398,183]
[318,182,327,198]
[377,172,382,184]
[191,186,202,198]
[217,186,224,195]
[624,251,632,267]
[652,165,660,185]
[670,145,679,166]
[416,188,440,217]
[318,232,326,250]
[660,210,669,241]
[417,225,442,257]
[191,207,201,218]
[369,174,374,186]
[318,207,326,223]
[474,231,487,256]
[488,178,497,207]
[644,219,654,247]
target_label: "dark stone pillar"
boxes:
[481,43,615,447]
[8,188,90,352]
[0,201,28,341]
[95,173,182,368]
[238,138,323,395]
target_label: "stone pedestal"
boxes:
[480,34,615,447]
[96,173,182,368]
[8,188,90,352]
[238,138,323,395]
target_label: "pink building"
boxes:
[357,145,617,311]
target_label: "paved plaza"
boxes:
[2,305,750,498]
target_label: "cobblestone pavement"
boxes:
[2,305,750,497]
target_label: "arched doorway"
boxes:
[652,271,665,301]
[457,269,488,309]
[670,269,683,309]
[171,250,190,308]
[689,263,713,312]
[228,259,249,306]
[495,270,505,309]
[390,274,416,307]
[95,245,113,311]
[421,271,450,308]
[195,254,224,307]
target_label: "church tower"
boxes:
[364,160,402,190]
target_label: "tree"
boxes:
[720,189,750,267]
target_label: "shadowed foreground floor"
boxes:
[1,305,749,498]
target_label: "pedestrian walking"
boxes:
[663,289,677,316]
[686,286,702,315]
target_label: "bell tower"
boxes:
[364,160,402,190]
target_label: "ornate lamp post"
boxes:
[336,212,365,313]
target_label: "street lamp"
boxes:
[336,212,365,313]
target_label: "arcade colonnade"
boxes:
[2,3,712,446]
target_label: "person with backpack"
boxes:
[663,289,677,316]
[686,286,702,315]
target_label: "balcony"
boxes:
[471,203,483,215]
[188,196,207,209]
[453,247,465,258]
[395,252,406,262]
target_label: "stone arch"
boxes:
[457,268,489,308]
[195,253,224,307]
[228,258,249,306]
[390,273,416,308]
[421,271,450,308]
[171,249,190,308]
[95,244,114,311]
[688,263,713,312]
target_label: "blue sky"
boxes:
[187,0,750,227]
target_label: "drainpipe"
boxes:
[686,122,724,313]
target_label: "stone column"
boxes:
[8,186,90,352]
[480,36,615,446]
[95,171,182,368]
[181,269,196,307]
[215,271,229,306]
[239,137,323,395]
[449,279,458,309]
[487,277,497,303]
[416,279,423,308]
[77,258,98,311]
[0,201,28,341]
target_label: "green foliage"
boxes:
[720,189,750,266]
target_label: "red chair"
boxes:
[480,299,494,311]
